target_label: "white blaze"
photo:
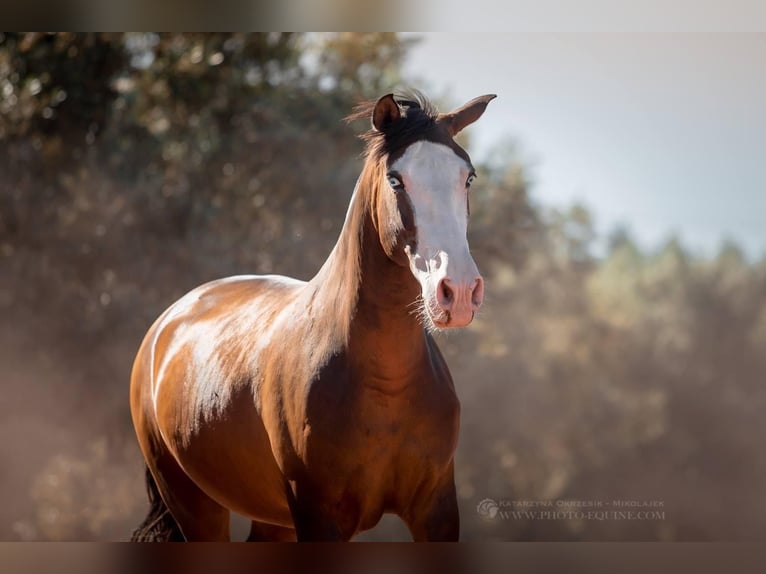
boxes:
[389,141,480,324]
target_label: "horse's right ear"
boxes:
[372,94,401,132]
[440,94,497,136]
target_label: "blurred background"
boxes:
[1,32,765,541]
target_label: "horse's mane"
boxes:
[345,89,440,161]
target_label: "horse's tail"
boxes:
[131,465,185,542]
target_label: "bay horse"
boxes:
[130,91,496,541]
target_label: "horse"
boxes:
[129,91,496,541]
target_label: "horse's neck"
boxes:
[309,170,426,381]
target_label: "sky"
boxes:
[402,33,766,258]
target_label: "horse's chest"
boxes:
[306,383,460,487]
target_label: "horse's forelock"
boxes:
[345,91,441,163]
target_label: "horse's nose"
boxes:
[436,276,484,314]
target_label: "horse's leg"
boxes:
[290,510,347,541]
[149,449,231,542]
[286,481,352,541]
[402,466,460,541]
[246,520,297,541]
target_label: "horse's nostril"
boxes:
[437,278,454,308]
[471,276,485,307]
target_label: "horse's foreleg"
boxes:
[289,505,349,541]
[286,481,354,541]
[246,520,297,541]
[402,466,460,541]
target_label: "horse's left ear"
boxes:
[372,93,402,132]
[439,94,497,136]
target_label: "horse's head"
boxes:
[363,92,496,329]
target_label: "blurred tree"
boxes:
[469,140,541,275]
[311,33,416,99]
[0,33,125,141]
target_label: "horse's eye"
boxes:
[387,174,404,190]
[466,173,477,188]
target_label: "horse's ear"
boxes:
[440,94,497,136]
[372,93,402,132]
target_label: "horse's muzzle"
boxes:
[433,275,484,328]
